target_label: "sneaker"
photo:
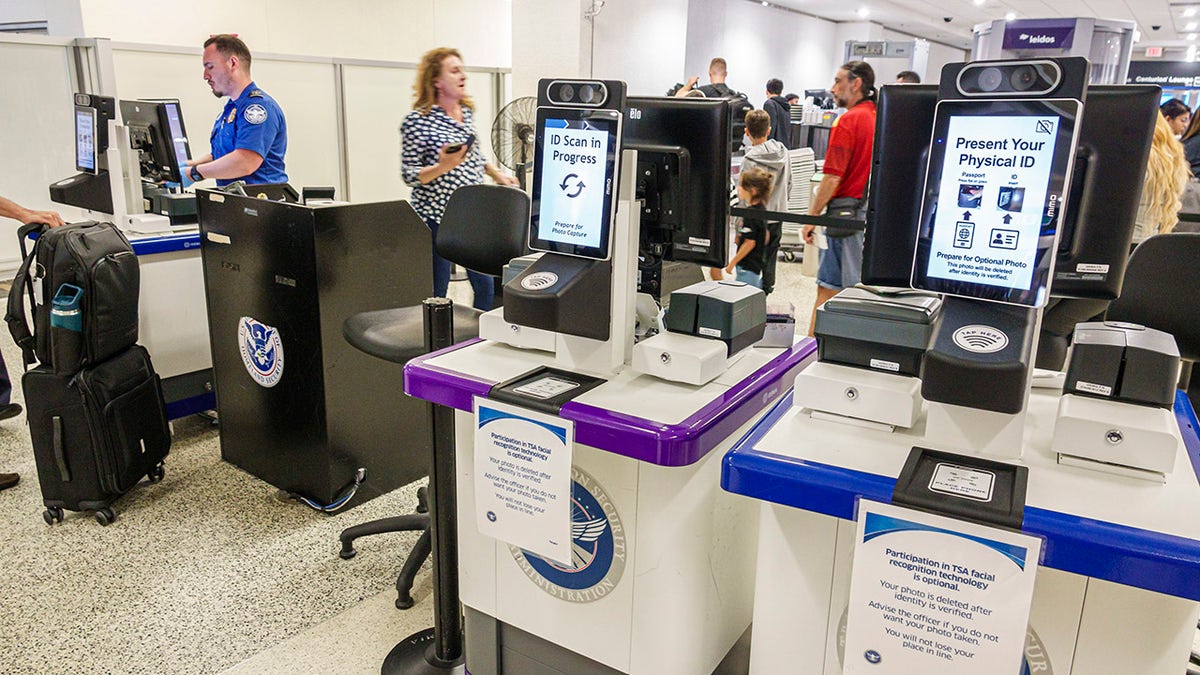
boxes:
[0,473,18,491]
[0,403,21,422]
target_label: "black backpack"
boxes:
[6,222,140,376]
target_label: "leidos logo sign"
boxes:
[510,467,626,602]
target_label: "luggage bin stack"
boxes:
[6,222,171,526]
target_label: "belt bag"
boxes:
[824,196,864,238]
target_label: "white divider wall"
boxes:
[0,37,81,269]
[0,33,508,275]
[341,63,418,205]
[341,62,501,206]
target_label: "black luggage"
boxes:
[6,221,139,375]
[24,345,170,526]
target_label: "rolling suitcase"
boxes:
[24,345,171,526]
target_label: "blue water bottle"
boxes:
[50,283,84,374]
[50,283,84,331]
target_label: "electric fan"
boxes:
[491,96,537,188]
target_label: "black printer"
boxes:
[1064,322,1180,409]
[663,280,766,356]
[814,287,941,376]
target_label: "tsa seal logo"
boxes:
[238,316,284,387]
[243,103,268,125]
[510,466,625,602]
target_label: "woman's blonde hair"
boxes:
[413,47,475,114]
[1142,113,1191,236]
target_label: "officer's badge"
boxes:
[244,104,268,125]
[225,108,237,124]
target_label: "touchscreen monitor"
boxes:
[161,101,192,182]
[911,98,1080,307]
[75,105,98,174]
[529,106,621,260]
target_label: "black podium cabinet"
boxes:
[196,190,432,507]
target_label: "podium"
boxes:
[196,190,433,506]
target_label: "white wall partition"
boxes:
[341,63,419,205]
[0,36,81,268]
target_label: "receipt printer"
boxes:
[663,280,765,355]
[1064,322,1180,408]
[814,287,941,376]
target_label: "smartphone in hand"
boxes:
[444,134,475,154]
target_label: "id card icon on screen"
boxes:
[954,222,975,249]
[990,228,1019,250]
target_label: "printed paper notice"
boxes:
[843,500,1041,674]
[474,397,573,565]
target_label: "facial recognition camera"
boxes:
[954,60,1067,97]
[543,79,617,108]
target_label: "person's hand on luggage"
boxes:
[23,208,66,228]
[802,224,816,244]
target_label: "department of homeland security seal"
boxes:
[243,103,268,125]
[509,466,625,602]
[238,316,284,387]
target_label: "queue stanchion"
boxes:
[382,297,464,675]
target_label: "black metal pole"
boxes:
[424,297,463,663]
[382,297,464,674]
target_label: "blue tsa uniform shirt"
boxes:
[210,81,288,186]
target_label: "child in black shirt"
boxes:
[724,167,774,288]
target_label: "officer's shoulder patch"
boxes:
[244,104,268,125]
[248,89,264,98]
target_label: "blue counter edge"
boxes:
[405,338,818,467]
[721,388,1200,602]
[129,232,202,255]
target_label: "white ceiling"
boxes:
[762,0,1200,53]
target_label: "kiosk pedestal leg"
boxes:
[382,298,465,675]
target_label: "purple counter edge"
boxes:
[405,337,819,467]
[722,388,1200,601]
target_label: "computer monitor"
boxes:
[863,84,1158,301]
[804,88,833,109]
[119,99,192,184]
[624,96,731,271]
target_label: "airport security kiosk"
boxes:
[50,93,213,417]
[402,79,813,674]
[722,57,1200,674]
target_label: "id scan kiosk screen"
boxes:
[75,106,97,173]
[912,98,1080,307]
[529,107,621,260]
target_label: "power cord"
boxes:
[285,467,367,514]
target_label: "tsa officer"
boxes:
[185,34,288,186]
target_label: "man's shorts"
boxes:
[817,231,864,290]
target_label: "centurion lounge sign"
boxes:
[1127,61,1200,89]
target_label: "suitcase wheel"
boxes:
[94,508,115,527]
[146,464,165,484]
[42,507,64,525]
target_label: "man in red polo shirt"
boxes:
[802,60,877,335]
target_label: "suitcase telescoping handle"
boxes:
[5,223,47,368]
